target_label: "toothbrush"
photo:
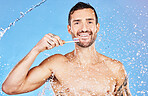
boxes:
[63,38,79,44]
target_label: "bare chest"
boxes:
[52,63,116,95]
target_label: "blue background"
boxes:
[0,0,147,96]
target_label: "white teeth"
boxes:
[80,34,89,37]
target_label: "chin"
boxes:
[76,42,94,48]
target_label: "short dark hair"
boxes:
[68,2,98,26]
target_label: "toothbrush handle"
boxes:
[63,40,78,44]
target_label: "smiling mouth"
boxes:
[77,32,92,39]
[79,34,89,37]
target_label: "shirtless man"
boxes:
[2,2,131,96]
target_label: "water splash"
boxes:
[0,0,47,39]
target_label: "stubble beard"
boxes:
[71,31,97,48]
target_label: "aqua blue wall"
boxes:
[0,0,147,95]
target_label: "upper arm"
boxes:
[114,61,131,96]
[15,54,61,94]
[19,65,51,93]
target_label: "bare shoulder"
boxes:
[49,54,68,61]
[98,53,131,94]
[43,54,67,63]
[98,53,126,76]
[40,54,68,70]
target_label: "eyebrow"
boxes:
[72,18,94,22]
[86,18,94,21]
[73,19,81,22]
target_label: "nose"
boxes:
[81,23,88,32]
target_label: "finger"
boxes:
[46,33,61,47]
[48,33,54,38]
[54,35,64,46]
[43,36,53,50]
[52,37,60,47]
[46,40,53,50]
[45,34,56,47]
[47,34,60,47]
[47,39,56,48]
[44,34,53,41]
[62,40,65,44]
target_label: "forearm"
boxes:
[3,48,40,88]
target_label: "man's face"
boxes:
[68,8,99,48]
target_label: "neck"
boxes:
[73,43,98,66]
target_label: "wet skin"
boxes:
[49,52,119,95]
[2,8,131,96]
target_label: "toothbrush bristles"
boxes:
[74,38,79,42]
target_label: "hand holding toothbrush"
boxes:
[33,33,79,53]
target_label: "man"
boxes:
[2,2,131,96]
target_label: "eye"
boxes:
[74,22,79,25]
[88,22,93,24]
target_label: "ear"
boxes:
[67,25,72,34]
[96,23,100,32]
